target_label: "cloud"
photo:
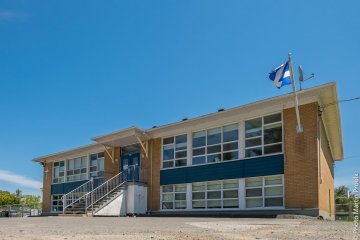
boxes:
[0,170,42,190]
[0,9,25,21]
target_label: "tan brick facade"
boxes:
[42,162,52,212]
[104,147,120,180]
[283,102,335,219]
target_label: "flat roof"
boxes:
[33,82,343,163]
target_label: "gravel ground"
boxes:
[0,216,355,240]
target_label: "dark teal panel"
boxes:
[160,154,284,185]
[51,178,102,195]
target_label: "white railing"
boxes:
[84,171,126,214]
[61,180,91,213]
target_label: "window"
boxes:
[67,156,87,182]
[89,152,104,178]
[162,135,187,169]
[161,184,187,209]
[192,179,239,209]
[245,175,283,208]
[245,113,282,158]
[51,194,63,212]
[192,124,239,165]
[52,161,65,184]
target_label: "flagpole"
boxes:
[288,53,303,133]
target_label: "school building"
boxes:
[33,83,343,219]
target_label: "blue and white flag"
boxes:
[269,61,292,88]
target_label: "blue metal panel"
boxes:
[160,154,284,185]
[51,178,102,195]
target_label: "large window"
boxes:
[192,179,239,209]
[67,156,88,182]
[51,194,63,212]
[161,184,187,209]
[192,124,239,165]
[245,113,282,158]
[245,175,284,208]
[52,161,65,184]
[89,152,104,178]
[162,135,187,169]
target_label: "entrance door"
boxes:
[121,144,140,182]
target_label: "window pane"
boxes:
[223,199,239,208]
[246,178,262,187]
[264,113,281,125]
[223,142,238,151]
[192,201,205,209]
[192,192,205,200]
[175,151,187,159]
[175,135,187,150]
[223,190,238,198]
[175,159,187,167]
[81,157,87,168]
[207,200,221,208]
[264,144,282,155]
[192,156,206,165]
[223,180,239,189]
[246,188,263,197]
[163,137,174,145]
[207,144,221,154]
[223,124,239,142]
[192,131,206,148]
[162,185,173,192]
[207,191,221,199]
[207,181,221,190]
[223,151,238,161]
[163,146,174,160]
[265,176,283,185]
[75,158,81,169]
[68,160,74,170]
[193,148,205,156]
[264,123,282,144]
[175,193,186,200]
[207,154,221,163]
[245,118,262,138]
[175,184,186,192]
[175,201,186,209]
[163,161,173,168]
[98,152,104,158]
[90,154,97,161]
[246,198,263,208]
[265,197,283,207]
[245,147,262,157]
[207,127,221,145]
[98,158,104,171]
[245,138,262,148]
[265,186,283,197]
[162,202,173,209]
[192,182,206,191]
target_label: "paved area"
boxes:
[0,216,355,240]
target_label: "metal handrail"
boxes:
[61,180,91,213]
[84,171,126,214]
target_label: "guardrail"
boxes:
[0,204,41,218]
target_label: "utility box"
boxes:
[126,182,147,215]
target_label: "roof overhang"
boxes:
[32,143,105,163]
[91,126,149,147]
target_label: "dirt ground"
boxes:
[0,216,355,240]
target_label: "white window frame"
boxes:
[191,123,240,166]
[89,152,105,178]
[161,134,188,169]
[52,161,65,184]
[66,156,88,183]
[51,194,63,212]
[160,184,187,210]
[244,112,283,158]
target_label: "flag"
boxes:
[269,61,292,88]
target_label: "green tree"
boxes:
[0,191,20,206]
[15,189,22,198]
[21,195,41,209]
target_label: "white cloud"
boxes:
[0,170,42,190]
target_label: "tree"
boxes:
[0,191,20,206]
[15,189,22,198]
[21,195,41,209]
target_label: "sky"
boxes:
[0,0,359,196]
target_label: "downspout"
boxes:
[150,140,153,212]
[318,106,323,184]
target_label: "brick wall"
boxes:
[42,162,52,212]
[318,119,335,218]
[283,102,319,209]
[104,147,120,180]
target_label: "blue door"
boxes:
[121,147,140,182]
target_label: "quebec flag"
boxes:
[269,61,292,88]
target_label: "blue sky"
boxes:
[0,0,359,196]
